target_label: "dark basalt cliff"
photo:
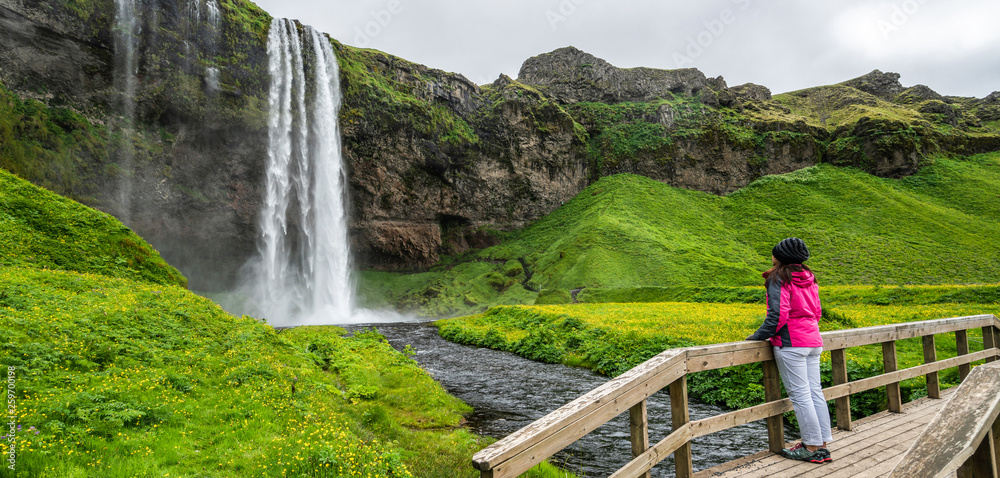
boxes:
[336,52,588,271]
[517,46,720,103]
[2,0,999,290]
[0,0,270,290]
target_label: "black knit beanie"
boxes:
[772,237,809,264]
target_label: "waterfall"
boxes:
[205,66,220,95]
[182,0,220,75]
[253,18,355,325]
[206,0,221,30]
[112,0,140,223]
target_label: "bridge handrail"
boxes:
[472,314,1000,478]
[887,360,1000,478]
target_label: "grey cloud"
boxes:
[250,0,1000,97]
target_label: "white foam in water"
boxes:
[247,19,398,327]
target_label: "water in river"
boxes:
[363,322,791,477]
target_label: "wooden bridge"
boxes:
[471,314,1000,478]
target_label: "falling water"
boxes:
[206,0,221,30]
[186,0,200,25]
[205,66,220,95]
[182,0,221,75]
[113,0,140,222]
[202,0,222,51]
[253,18,354,326]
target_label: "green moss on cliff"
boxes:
[0,82,110,201]
[221,0,271,43]
[773,85,924,129]
[218,0,271,98]
[68,0,112,25]
[334,42,481,149]
[568,102,671,166]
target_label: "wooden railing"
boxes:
[471,314,1000,478]
[888,360,1000,478]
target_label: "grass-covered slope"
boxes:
[1,266,486,477]
[0,171,570,477]
[0,168,186,287]
[367,152,1000,317]
[723,155,1000,285]
[521,154,1000,289]
[483,173,762,289]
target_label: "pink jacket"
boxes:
[749,271,823,348]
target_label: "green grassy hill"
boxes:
[362,152,1000,317]
[0,169,187,287]
[0,171,568,477]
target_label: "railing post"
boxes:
[629,400,651,478]
[985,326,998,364]
[993,415,1000,478]
[762,359,786,451]
[883,341,903,413]
[670,376,693,478]
[831,348,852,430]
[922,335,941,399]
[957,329,972,382]
[956,426,997,478]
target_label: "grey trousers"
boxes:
[773,346,833,446]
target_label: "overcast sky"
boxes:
[249,0,1000,98]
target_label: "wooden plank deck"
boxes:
[694,389,957,478]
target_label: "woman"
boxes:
[747,237,832,463]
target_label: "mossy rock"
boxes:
[502,259,525,278]
[535,289,572,305]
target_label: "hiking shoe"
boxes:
[815,448,833,463]
[785,442,805,452]
[780,446,827,463]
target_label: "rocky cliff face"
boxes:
[517,46,721,103]
[0,0,112,107]
[334,47,589,270]
[2,1,999,290]
[0,0,270,290]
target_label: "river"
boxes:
[353,322,795,477]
